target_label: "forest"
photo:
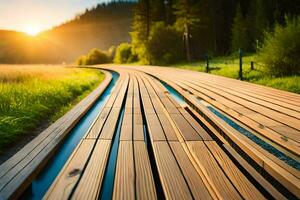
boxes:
[127,0,300,67]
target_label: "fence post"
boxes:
[239,49,243,80]
[205,54,209,73]
[251,61,254,70]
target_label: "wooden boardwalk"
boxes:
[0,66,299,199]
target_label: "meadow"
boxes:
[173,55,300,94]
[0,65,104,153]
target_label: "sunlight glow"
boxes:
[24,26,41,36]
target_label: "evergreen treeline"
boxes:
[129,0,300,64]
[0,1,135,64]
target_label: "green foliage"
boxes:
[231,4,250,52]
[173,54,299,94]
[76,49,110,65]
[114,43,136,64]
[147,22,183,64]
[130,0,151,64]
[0,67,104,152]
[259,17,300,75]
[246,0,269,51]
[173,0,200,61]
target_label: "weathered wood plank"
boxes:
[152,141,193,200]
[205,141,265,200]
[186,141,242,200]
[44,139,95,200]
[169,142,212,200]
[134,141,157,200]
[113,141,135,200]
[71,140,111,200]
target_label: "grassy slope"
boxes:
[172,55,300,94]
[0,65,104,152]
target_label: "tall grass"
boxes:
[0,65,104,152]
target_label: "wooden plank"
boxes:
[183,79,300,131]
[170,113,202,141]
[86,107,111,139]
[178,108,213,141]
[157,113,178,141]
[113,141,135,200]
[134,141,157,200]
[134,124,144,141]
[71,140,111,200]
[205,141,265,200]
[120,113,132,141]
[152,141,193,200]
[188,77,300,117]
[99,108,121,139]
[269,125,300,143]
[44,139,95,200]
[171,78,300,155]
[145,114,166,141]
[186,141,242,200]
[223,144,288,200]
[169,142,213,200]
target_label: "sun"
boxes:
[24,26,41,36]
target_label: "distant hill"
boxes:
[0,1,135,64]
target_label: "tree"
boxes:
[147,22,183,64]
[114,43,136,64]
[247,0,269,51]
[173,0,200,62]
[231,4,250,53]
[131,0,151,63]
[259,17,300,75]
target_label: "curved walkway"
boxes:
[0,66,299,200]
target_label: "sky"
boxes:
[0,0,110,33]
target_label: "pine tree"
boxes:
[173,0,199,62]
[231,4,249,53]
[247,0,269,51]
[130,0,151,63]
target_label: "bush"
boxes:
[107,45,116,61]
[147,22,183,65]
[76,49,110,65]
[259,17,300,75]
[114,43,136,64]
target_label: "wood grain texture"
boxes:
[205,141,265,200]
[169,142,212,200]
[223,144,287,200]
[44,139,95,200]
[71,140,111,200]
[153,141,193,200]
[113,141,135,200]
[134,141,157,200]
[186,141,242,200]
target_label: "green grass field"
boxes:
[0,65,104,153]
[172,55,300,94]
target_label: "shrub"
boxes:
[258,17,300,75]
[114,43,136,64]
[76,49,110,65]
[108,45,116,61]
[147,22,183,65]
[76,55,87,65]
